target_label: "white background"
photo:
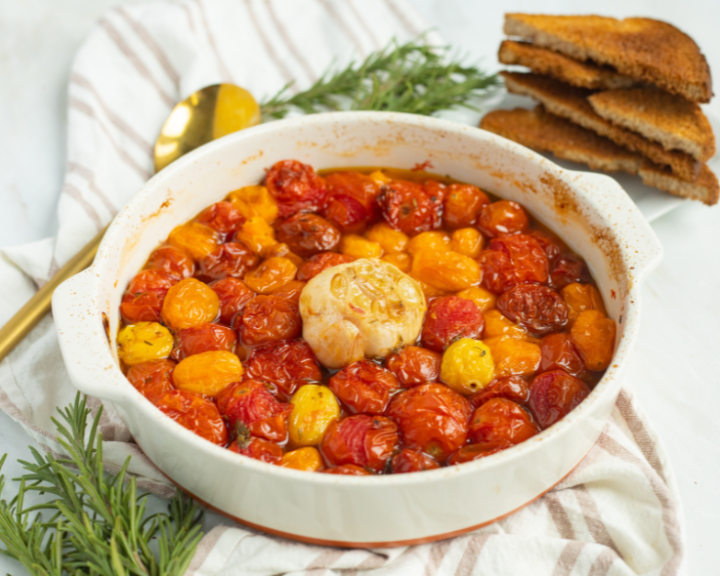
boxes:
[0,0,718,573]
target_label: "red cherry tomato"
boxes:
[539,333,585,377]
[479,234,549,294]
[156,390,228,445]
[265,160,328,218]
[196,201,246,238]
[320,415,400,472]
[385,346,441,387]
[324,171,381,226]
[322,464,373,476]
[217,379,293,443]
[469,398,539,445]
[321,194,368,233]
[172,323,237,360]
[244,339,322,399]
[476,200,529,238]
[197,242,259,282]
[447,442,510,465]
[146,245,195,281]
[528,231,562,268]
[209,278,255,325]
[421,296,484,352]
[550,254,588,290]
[496,284,568,335]
[387,383,471,462]
[120,269,175,324]
[275,213,341,257]
[469,375,530,410]
[391,448,441,473]
[296,253,355,281]
[229,437,283,464]
[234,295,302,346]
[328,360,400,414]
[528,370,590,429]
[126,359,176,404]
[377,180,443,235]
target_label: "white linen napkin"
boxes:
[0,1,684,574]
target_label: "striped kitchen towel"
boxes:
[0,1,684,574]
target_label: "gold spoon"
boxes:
[0,83,260,362]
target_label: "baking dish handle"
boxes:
[53,268,125,403]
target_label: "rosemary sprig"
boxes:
[260,38,498,119]
[0,394,203,576]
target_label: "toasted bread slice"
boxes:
[501,71,701,181]
[498,40,636,90]
[480,107,719,205]
[588,88,716,162]
[504,14,712,103]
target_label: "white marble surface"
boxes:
[0,0,719,573]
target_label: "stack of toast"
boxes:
[480,13,719,205]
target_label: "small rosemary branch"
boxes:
[260,37,498,119]
[0,394,203,576]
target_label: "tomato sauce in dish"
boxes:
[116,161,616,473]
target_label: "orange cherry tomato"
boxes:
[528,370,590,429]
[145,245,195,281]
[156,390,228,445]
[539,333,585,377]
[469,375,530,410]
[385,346,441,388]
[469,398,539,445]
[229,437,283,464]
[172,323,237,360]
[442,184,490,229]
[126,359,176,404]
[476,200,529,238]
[322,464,373,475]
[265,160,328,218]
[196,201,246,238]
[244,339,322,399]
[320,415,400,472]
[421,296,484,352]
[296,252,355,281]
[120,269,175,324]
[161,278,220,330]
[391,448,440,473]
[243,256,297,294]
[328,360,400,414]
[570,310,616,371]
[234,295,302,346]
[209,278,255,325]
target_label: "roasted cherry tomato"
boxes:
[469,375,530,410]
[271,280,306,303]
[339,234,383,259]
[478,234,549,294]
[234,217,277,255]
[296,253,355,281]
[244,339,322,399]
[229,437,283,464]
[209,278,255,325]
[482,309,528,339]
[275,213,341,257]
[407,231,450,255]
[450,228,484,259]
[145,245,195,281]
[410,249,481,292]
[528,230,562,268]
[167,222,220,261]
[161,278,220,330]
[550,254,588,289]
[483,335,541,378]
[117,322,174,365]
[280,447,325,471]
[126,359,175,404]
[476,200,529,237]
[234,295,302,346]
[377,180,443,235]
[265,160,328,218]
[385,345,441,388]
[387,383,471,462]
[322,193,368,234]
[469,398,539,445]
[442,184,490,229]
[120,270,175,324]
[156,390,228,445]
[328,360,400,414]
[562,283,606,325]
[320,415,400,472]
[447,442,509,464]
[539,333,584,377]
[289,385,340,447]
[528,370,590,429]
[390,448,440,473]
[243,256,297,294]
[496,284,568,335]
[421,296,484,352]
[216,379,293,443]
[325,171,381,221]
[365,222,409,254]
[195,201,246,238]
[440,338,495,395]
[172,323,237,360]
[197,242,259,282]
[569,310,616,371]
[172,350,243,397]
[227,185,279,224]
[323,464,372,475]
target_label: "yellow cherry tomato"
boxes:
[365,222,408,254]
[167,222,220,261]
[117,322,173,366]
[289,385,340,447]
[235,216,277,256]
[172,350,244,397]
[280,447,325,471]
[161,278,220,330]
[411,250,481,292]
[483,309,528,339]
[340,234,383,259]
[407,231,451,256]
[382,252,412,273]
[450,228,484,258]
[457,286,496,313]
[440,338,495,395]
[227,185,279,224]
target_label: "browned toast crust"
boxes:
[588,88,716,162]
[504,13,712,103]
[501,71,701,181]
[498,40,636,90]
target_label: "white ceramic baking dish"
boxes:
[53,111,662,547]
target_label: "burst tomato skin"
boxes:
[296,253,355,281]
[172,323,237,361]
[447,442,510,465]
[469,398,539,445]
[385,346,442,388]
[322,464,373,476]
[197,242,259,282]
[275,213,341,257]
[421,296,484,352]
[126,359,176,404]
[146,245,195,281]
[229,437,283,464]
[196,201,246,238]
[120,269,175,324]
[209,278,255,325]
[477,200,529,238]
[528,231,561,268]
[479,234,549,294]
[244,339,322,399]
[391,448,440,473]
[156,390,228,445]
[496,283,568,335]
[328,360,400,415]
[320,415,400,472]
[216,379,293,443]
[469,375,530,410]
[265,160,328,218]
[528,370,590,429]
[387,383,471,462]
[550,254,588,289]
[377,180,444,235]
[539,333,585,377]
[234,295,302,346]
[322,194,368,233]
[325,172,381,216]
